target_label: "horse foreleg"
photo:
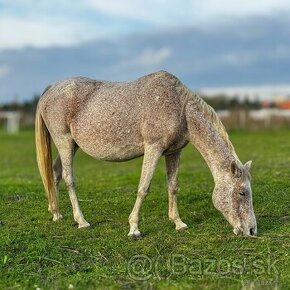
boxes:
[128,145,162,238]
[165,151,188,231]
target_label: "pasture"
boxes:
[0,130,290,289]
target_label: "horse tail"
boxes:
[35,106,59,217]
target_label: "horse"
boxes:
[35,70,257,238]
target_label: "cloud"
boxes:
[198,0,290,17]
[85,0,290,25]
[133,47,171,67]
[0,0,120,49]
[1,0,290,50]
[111,47,171,73]
[84,0,186,24]
[218,52,257,66]
[0,65,11,79]
[0,17,81,49]
[1,12,290,103]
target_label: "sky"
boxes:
[0,0,290,103]
[1,0,290,50]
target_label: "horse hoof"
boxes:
[176,223,188,231]
[78,221,90,229]
[53,213,63,221]
[128,229,141,239]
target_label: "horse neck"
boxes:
[184,99,239,183]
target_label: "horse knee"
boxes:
[168,183,179,195]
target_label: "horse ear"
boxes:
[244,160,252,171]
[230,160,242,178]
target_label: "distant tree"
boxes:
[229,97,240,109]
[0,94,39,113]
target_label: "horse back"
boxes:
[38,72,189,160]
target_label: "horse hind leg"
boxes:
[47,155,63,214]
[48,146,80,215]
[53,135,90,228]
[53,145,78,187]
[53,155,62,188]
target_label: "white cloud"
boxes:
[198,0,290,17]
[84,0,183,24]
[0,0,112,49]
[0,16,103,50]
[110,47,171,74]
[85,0,290,25]
[0,65,11,78]
[0,18,73,49]
[1,0,290,49]
[133,47,171,67]
[218,52,257,66]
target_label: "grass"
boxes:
[0,129,290,290]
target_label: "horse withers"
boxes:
[35,71,257,238]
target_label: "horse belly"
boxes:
[70,118,144,161]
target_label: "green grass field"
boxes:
[0,130,290,290]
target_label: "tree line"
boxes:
[0,93,263,113]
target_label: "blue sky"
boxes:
[1,0,290,49]
[0,0,290,102]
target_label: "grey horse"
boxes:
[35,71,257,238]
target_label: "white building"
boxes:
[0,111,21,133]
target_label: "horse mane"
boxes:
[178,83,238,159]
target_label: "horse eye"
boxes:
[239,191,246,196]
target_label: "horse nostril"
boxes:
[250,228,255,236]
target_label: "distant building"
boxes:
[262,99,290,110]
[200,85,290,101]
[276,100,290,110]
[0,111,21,133]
